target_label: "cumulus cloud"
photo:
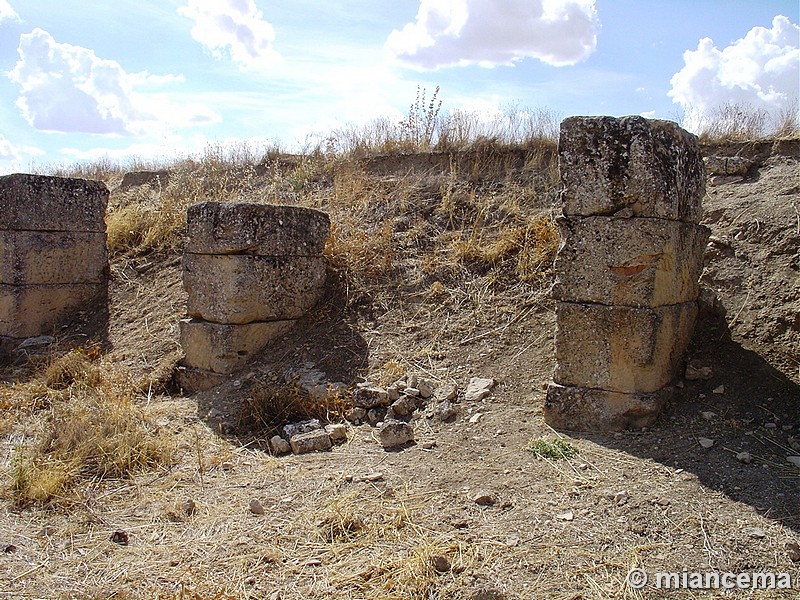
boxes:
[386,0,598,69]
[0,0,19,23]
[7,28,220,135]
[669,15,799,131]
[178,0,281,70]
[0,133,18,161]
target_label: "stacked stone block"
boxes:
[176,202,330,393]
[0,174,108,355]
[544,117,710,431]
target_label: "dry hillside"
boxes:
[0,137,798,599]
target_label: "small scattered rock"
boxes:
[736,451,753,464]
[181,498,197,516]
[325,423,348,442]
[249,499,265,515]
[786,541,800,562]
[270,435,291,455]
[435,400,457,421]
[283,419,321,439]
[344,407,367,424]
[435,383,458,402]
[698,437,715,449]
[417,379,435,399]
[353,386,389,409]
[472,491,496,506]
[712,385,725,395]
[701,411,717,421]
[556,511,574,521]
[505,534,520,547]
[468,412,484,424]
[290,429,333,454]
[746,527,766,539]
[431,554,451,572]
[421,440,437,450]
[613,491,629,505]
[3,544,17,553]
[405,387,421,397]
[15,335,56,351]
[110,530,129,545]
[387,385,401,401]
[367,407,386,426]
[378,419,414,448]
[464,377,496,402]
[685,362,713,381]
[389,396,415,417]
[786,456,800,468]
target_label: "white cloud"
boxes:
[0,0,19,23]
[386,0,598,69]
[0,133,18,161]
[178,0,281,71]
[669,15,800,131]
[7,28,220,136]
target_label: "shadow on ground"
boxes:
[573,312,800,533]
[195,269,370,447]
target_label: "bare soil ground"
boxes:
[0,142,798,599]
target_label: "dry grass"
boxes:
[5,348,174,506]
[689,100,800,143]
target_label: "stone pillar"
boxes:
[0,174,108,357]
[544,116,709,431]
[175,202,330,393]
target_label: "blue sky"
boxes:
[0,0,797,173]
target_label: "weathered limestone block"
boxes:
[186,202,330,256]
[544,383,673,432]
[558,116,705,222]
[552,217,710,307]
[173,365,229,394]
[0,173,108,232]
[180,318,295,373]
[289,429,333,454]
[0,283,106,338]
[183,254,327,324]
[553,301,698,394]
[0,230,108,285]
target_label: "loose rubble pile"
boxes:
[545,116,709,431]
[175,202,330,393]
[0,174,108,361]
[269,374,496,455]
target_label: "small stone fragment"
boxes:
[435,383,458,402]
[472,491,496,506]
[181,498,197,516]
[556,511,574,521]
[435,400,457,421]
[270,435,291,455]
[389,396,415,417]
[325,423,348,442]
[685,362,713,381]
[367,407,386,426]
[786,541,800,562]
[405,387,421,397]
[712,385,725,395]
[378,419,414,448]
[786,456,800,468]
[282,419,321,439]
[698,437,714,449]
[344,407,366,424]
[464,377,496,402]
[110,530,129,545]
[747,528,766,539]
[290,429,332,454]
[249,499,265,515]
[352,385,389,409]
[468,412,483,424]
[431,554,451,572]
[736,452,753,464]
[417,379,435,398]
[701,411,717,421]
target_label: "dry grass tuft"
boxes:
[7,349,174,506]
[243,378,348,433]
